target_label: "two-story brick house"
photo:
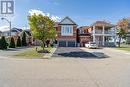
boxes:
[55,16,78,47]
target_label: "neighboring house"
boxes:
[1,27,33,45]
[55,16,78,47]
[89,21,116,47]
[126,23,130,44]
[77,26,91,47]
[2,27,22,37]
[24,29,33,45]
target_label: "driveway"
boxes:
[0,47,130,87]
[52,47,108,59]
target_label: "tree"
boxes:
[22,31,27,46]
[16,36,22,47]
[117,18,129,30]
[9,37,16,48]
[0,36,8,50]
[28,14,56,50]
[117,28,126,47]
[117,18,129,45]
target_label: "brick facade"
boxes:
[55,17,78,47]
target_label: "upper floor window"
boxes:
[61,25,73,36]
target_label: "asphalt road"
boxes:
[0,47,130,87]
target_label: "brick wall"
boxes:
[56,25,77,41]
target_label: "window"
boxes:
[61,25,73,36]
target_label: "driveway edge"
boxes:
[43,47,57,59]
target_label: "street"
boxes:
[0,48,130,87]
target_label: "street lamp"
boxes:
[1,17,12,37]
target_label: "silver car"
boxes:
[85,42,98,49]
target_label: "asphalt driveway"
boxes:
[52,47,108,59]
[52,47,97,58]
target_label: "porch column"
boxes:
[93,26,96,42]
[114,27,117,46]
[102,26,105,46]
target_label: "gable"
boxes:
[59,17,77,25]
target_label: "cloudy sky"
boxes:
[0,0,130,31]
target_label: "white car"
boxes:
[85,42,98,49]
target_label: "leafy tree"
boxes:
[117,18,129,30]
[9,37,16,48]
[0,36,8,50]
[28,14,56,50]
[117,18,130,45]
[117,28,126,47]
[22,31,27,46]
[16,36,22,47]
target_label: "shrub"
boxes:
[0,36,8,50]
[16,36,22,47]
[9,37,16,48]
[22,31,27,46]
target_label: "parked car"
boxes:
[85,42,98,49]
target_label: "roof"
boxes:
[91,21,114,27]
[54,22,59,27]
[12,27,23,32]
[59,16,77,25]
[79,26,90,30]
[24,30,32,36]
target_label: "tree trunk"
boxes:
[41,40,45,50]
[118,36,121,47]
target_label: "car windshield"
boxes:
[90,42,96,44]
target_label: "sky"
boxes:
[0,0,130,31]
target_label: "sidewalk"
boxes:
[44,47,57,58]
[0,47,33,57]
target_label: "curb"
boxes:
[43,48,57,58]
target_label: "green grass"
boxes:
[116,44,130,52]
[116,47,130,52]
[15,47,52,58]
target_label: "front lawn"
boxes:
[116,47,130,52]
[116,44,130,52]
[15,46,52,58]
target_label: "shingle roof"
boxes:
[91,21,114,27]
[79,26,90,29]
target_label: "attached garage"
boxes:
[58,41,76,47]
[68,41,76,47]
[59,41,66,47]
